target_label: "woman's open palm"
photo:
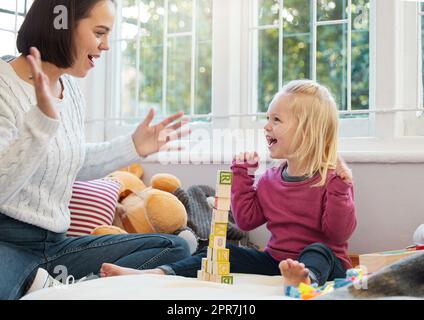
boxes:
[26,47,57,119]
[132,109,191,158]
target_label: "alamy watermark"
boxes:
[53,5,68,30]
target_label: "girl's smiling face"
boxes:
[68,0,115,77]
[264,93,299,159]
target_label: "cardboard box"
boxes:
[359,249,423,274]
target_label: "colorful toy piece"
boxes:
[285,266,366,300]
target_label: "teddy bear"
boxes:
[91,164,199,254]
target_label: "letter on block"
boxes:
[212,209,229,223]
[210,274,233,284]
[217,170,233,185]
[221,275,234,285]
[213,262,230,275]
[214,197,231,211]
[209,234,226,249]
[211,222,228,237]
[208,247,230,262]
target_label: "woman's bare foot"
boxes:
[100,263,166,278]
[279,259,311,287]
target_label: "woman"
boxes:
[0,0,191,300]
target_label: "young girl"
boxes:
[100,80,357,288]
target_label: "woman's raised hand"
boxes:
[131,108,191,158]
[26,47,57,119]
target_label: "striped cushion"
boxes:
[67,179,121,237]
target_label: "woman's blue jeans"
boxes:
[0,214,190,300]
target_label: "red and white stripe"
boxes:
[67,179,121,237]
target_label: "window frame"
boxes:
[240,0,373,138]
[0,0,33,57]
[85,0,424,156]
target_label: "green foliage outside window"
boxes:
[119,0,369,120]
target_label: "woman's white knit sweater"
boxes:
[0,59,140,233]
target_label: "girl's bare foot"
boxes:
[100,263,166,278]
[279,259,311,287]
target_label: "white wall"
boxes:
[138,161,424,255]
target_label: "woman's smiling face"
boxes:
[68,0,115,77]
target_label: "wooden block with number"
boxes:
[204,272,211,281]
[208,234,226,249]
[210,222,228,237]
[217,170,233,185]
[212,208,229,223]
[214,197,231,211]
[208,247,230,262]
[212,261,230,275]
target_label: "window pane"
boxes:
[0,12,17,31]
[0,31,16,57]
[258,0,279,26]
[283,0,311,82]
[120,40,139,120]
[0,1,17,12]
[195,0,212,115]
[121,0,138,41]
[351,0,370,110]
[317,0,347,22]
[283,0,311,34]
[17,0,33,14]
[257,28,279,112]
[140,43,163,113]
[283,34,311,82]
[168,0,192,34]
[317,24,348,110]
[167,36,191,114]
[139,0,164,114]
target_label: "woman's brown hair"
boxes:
[17,0,115,68]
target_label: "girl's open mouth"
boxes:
[88,55,95,67]
[267,136,278,147]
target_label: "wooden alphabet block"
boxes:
[212,209,229,223]
[211,222,228,237]
[214,197,231,211]
[215,183,232,198]
[208,234,226,249]
[207,247,230,262]
[213,261,230,275]
[217,170,233,185]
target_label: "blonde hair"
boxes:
[275,80,339,187]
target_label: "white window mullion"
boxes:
[14,0,18,56]
[162,0,169,116]
[347,0,352,112]
[190,0,197,116]
[311,0,317,81]
[135,1,141,119]
[212,0,241,129]
[278,0,283,89]
[315,19,349,26]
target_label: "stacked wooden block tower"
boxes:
[197,170,234,285]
